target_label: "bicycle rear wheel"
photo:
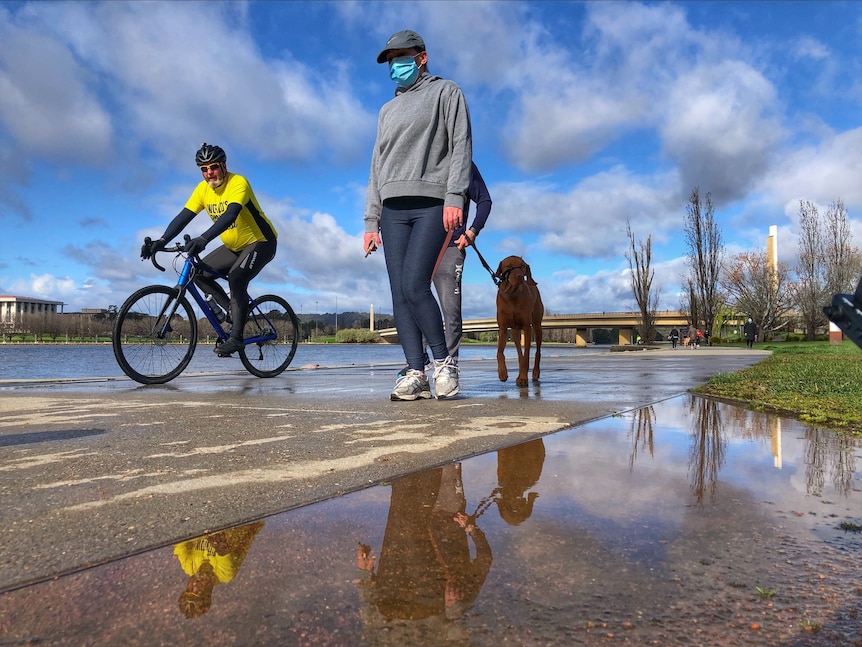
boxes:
[112,285,198,384]
[239,294,299,378]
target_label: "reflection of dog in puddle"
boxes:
[495,438,545,525]
[495,255,543,386]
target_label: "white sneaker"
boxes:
[433,356,460,399]
[390,370,432,401]
[397,358,434,378]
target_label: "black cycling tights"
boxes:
[195,239,277,338]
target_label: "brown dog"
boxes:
[495,255,543,386]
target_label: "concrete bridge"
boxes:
[377,310,692,346]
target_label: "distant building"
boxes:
[0,295,65,328]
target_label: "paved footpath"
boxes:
[0,347,769,593]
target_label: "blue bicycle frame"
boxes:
[165,255,278,346]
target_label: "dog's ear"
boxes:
[495,260,504,278]
[525,263,537,286]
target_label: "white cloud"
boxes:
[661,60,783,202]
[0,22,112,163]
[487,167,682,260]
[792,36,830,61]
[1,2,375,170]
[761,126,862,207]
[5,273,79,307]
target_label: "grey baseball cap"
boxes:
[376,30,425,64]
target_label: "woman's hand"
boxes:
[356,542,376,570]
[443,206,463,232]
[455,229,475,251]
[364,232,381,257]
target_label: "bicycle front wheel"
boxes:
[112,285,198,384]
[240,294,299,378]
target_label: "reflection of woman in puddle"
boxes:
[356,465,491,641]
[430,463,492,619]
[495,439,545,525]
[174,521,264,618]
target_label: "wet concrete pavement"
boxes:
[0,348,770,596]
[3,345,862,645]
[18,347,860,646]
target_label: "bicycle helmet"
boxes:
[195,143,226,166]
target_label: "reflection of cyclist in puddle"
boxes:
[495,439,545,525]
[356,465,491,641]
[174,521,264,618]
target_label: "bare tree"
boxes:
[679,276,700,332]
[684,188,725,339]
[793,198,860,340]
[58,314,78,341]
[688,397,725,504]
[626,220,659,343]
[824,198,861,296]
[722,250,792,339]
[628,405,656,469]
[794,199,826,340]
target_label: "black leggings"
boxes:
[380,197,449,371]
[196,240,277,338]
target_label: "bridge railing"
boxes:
[377,311,691,343]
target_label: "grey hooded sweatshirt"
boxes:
[364,72,472,233]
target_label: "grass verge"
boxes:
[693,340,862,434]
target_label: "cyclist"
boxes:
[141,143,278,356]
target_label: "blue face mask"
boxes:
[389,55,420,87]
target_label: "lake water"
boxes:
[0,343,599,381]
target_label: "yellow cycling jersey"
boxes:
[184,173,277,252]
[174,537,242,583]
[173,522,264,583]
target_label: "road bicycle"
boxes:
[112,237,299,384]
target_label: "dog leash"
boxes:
[430,230,454,282]
[470,239,500,286]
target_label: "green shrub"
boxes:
[335,329,381,343]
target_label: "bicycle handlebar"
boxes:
[142,234,221,280]
[143,235,188,272]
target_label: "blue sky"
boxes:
[2,1,862,319]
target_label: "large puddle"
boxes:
[3,394,862,646]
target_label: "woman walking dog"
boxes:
[363,29,472,402]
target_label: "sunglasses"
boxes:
[199,163,221,173]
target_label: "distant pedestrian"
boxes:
[669,327,679,349]
[688,324,698,349]
[743,317,756,349]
